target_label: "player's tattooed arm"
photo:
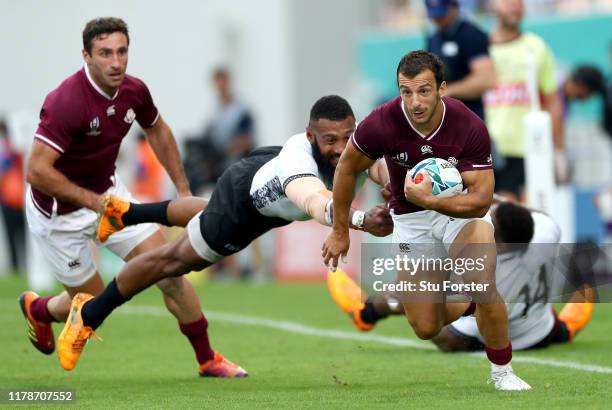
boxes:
[143,116,191,197]
[27,140,103,210]
[405,169,493,218]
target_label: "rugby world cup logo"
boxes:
[86,116,101,136]
[392,152,410,167]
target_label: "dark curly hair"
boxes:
[83,17,129,54]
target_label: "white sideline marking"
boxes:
[120,305,612,375]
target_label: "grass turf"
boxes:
[1,275,611,409]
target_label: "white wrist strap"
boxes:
[324,199,333,226]
[351,210,365,229]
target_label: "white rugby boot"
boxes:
[488,364,532,391]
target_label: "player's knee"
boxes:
[156,244,190,277]
[432,331,462,352]
[156,276,186,297]
[409,319,442,340]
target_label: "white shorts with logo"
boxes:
[26,175,159,287]
[391,209,493,257]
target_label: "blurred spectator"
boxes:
[380,0,422,30]
[485,0,566,200]
[0,119,25,274]
[424,0,496,120]
[184,67,261,280]
[131,132,165,202]
[183,67,255,195]
[560,64,606,114]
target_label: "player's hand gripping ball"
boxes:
[407,157,463,198]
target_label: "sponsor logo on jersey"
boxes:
[107,105,116,116]
[68,259,81,269]
[124,108,136,124]
[391,152,410,167]
[421,145,433,155]
[86,117,101,136]
[447,157,458,166]
[398,243,411,253]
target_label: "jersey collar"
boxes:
[400,97,447,141]
[84,64,119,100]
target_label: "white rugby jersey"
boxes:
[451,211,562,350]
[249,133,367,222]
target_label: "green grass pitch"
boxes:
[1,275,611,409]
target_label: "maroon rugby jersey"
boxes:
[352,96,492,215]
[32,66,159,216]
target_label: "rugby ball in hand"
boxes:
[407,157,463,198]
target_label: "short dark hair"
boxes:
[396,50,445,89]
[309,95,354,123]
[212,66,230,79]
[571,65,605,95]
[494,202,535,245]
[83,17,129,54]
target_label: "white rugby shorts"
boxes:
[391,209,493,258]
[26,175,159,287]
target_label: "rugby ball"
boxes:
[407,157,463,198]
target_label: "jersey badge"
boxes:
[421,145,433,155]
[87,117,101,136]
[391,152,410,167]
[124,108,136,124]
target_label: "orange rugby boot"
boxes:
[19,291,55,354]
[327,269,374,331]
[57,293,99,371]
[97,194,130,242]
[198,352,248,378]
[558,302,594,340]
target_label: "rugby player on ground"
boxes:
[321,51,531,390]
[55,95,393,372]
[329,199,594,351]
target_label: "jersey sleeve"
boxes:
[537,41,557,95]
[458,120,493,172]
[34,92,79,154]
[135,80,160,128]
[463,26,489,63]
[351,110,385,160]
[277,139,319,192]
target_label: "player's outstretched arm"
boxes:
[27,140,103,211]
[322,142,375,268]
[404,168,493,218]
[284,177,392,236]
[143,116,191,197]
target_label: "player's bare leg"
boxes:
[123,229,226,370]
[58,231,247,377]
[450,220,530,391]
[124,230,203,323]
